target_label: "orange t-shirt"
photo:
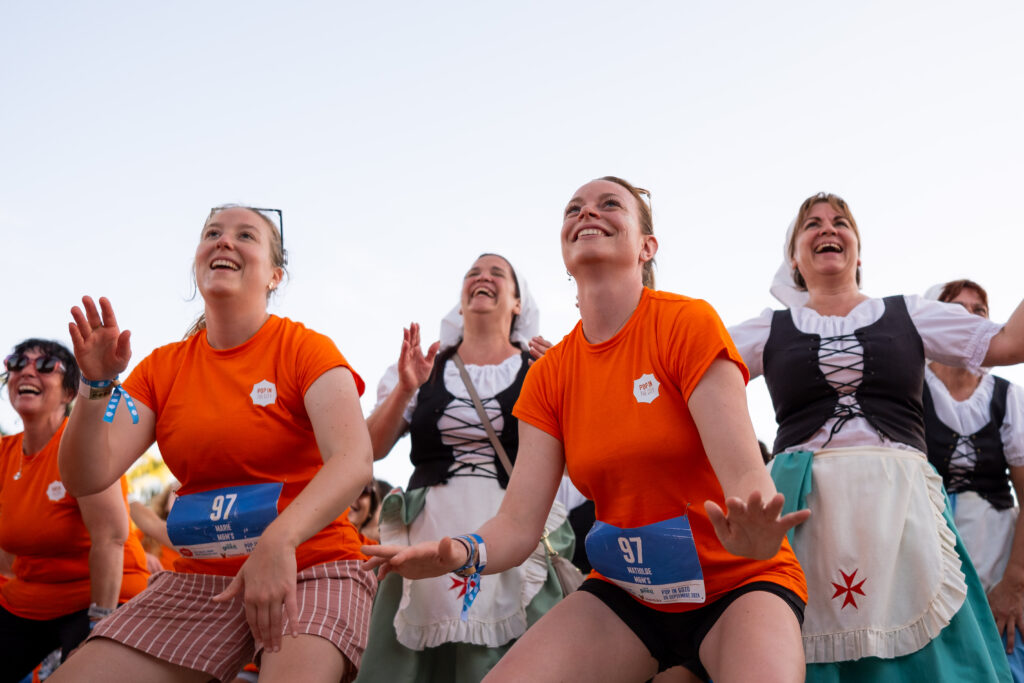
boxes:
[513,289,807,612]
[123,315,367,576]
[0,421,150,620]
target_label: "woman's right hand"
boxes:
[361,537,470,581]
[397,322,440,393]
[69,296,132,381]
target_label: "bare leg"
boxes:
[699,591,805,683]
[48,638,209,683]
[258,634,346,683]
[483,590,658,683]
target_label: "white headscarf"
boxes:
[438,261,539,351]
[769,218,810,308]
[923,282,947,301]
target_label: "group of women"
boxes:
[0,180,1021,683]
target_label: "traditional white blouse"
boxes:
[374,353,524,471]
[729,295,1003,453]
[924,366,1024,469]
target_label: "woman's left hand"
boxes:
[704,491,810,561]
[987,578,1024,652]
[213,539,300,652]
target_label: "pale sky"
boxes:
[3,1,1022,488]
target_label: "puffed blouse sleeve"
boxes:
[727,308,775,379]
[906,295,1003,373]
[372,362,417,425]
[1002,381,1024,468]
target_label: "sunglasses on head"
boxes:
[3,354,64,374]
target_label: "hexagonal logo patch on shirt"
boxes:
[250,380,278,407]
[47,480,67,502]
[633,373,660,404]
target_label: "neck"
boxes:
[576,276,644,344]
[803,278,867,316]
[22,410,65,456]
[458,315,519,365]
[203,302,270,349]
[929,361,983,401]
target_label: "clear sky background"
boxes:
[2,1,1022,488]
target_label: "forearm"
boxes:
[472,508,547,575]
[59,400,120,496]
[997,507,1024,594]
[129,502,173,549]
[366,387,415,460]
[985,299,1024,366]
[88,538,124,608]
[260,445,373,552]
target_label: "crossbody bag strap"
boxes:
[452,353,515,478]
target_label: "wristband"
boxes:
[450,534,486,622]
[88,603,114,622]
[79,376,140,425]
[79,376,115,399]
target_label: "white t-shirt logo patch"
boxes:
[47,480,66,501]
[250,380,278,407]
[633,373,660,404]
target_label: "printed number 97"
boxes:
[618,536,643,564]
[210,493,238,521]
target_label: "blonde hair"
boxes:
[598,176,656,289]
[184,205,288,338]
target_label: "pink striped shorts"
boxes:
[87,560,376,683]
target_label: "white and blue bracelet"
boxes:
[79,376,140,424]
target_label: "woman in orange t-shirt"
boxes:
[0,338,148,682]
[364,177,809,683]
[52,206,376,683]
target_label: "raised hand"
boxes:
[528,335,553,362]
[68,296,132,381]
[704,491,810,561]
[362,537,471,582]
[397,322,440,393]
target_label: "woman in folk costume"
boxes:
[365,178,810,683]
[922,278,1024,682]
[729,192,1022,681]
[358,253,572,683]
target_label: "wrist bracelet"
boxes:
[78,376,140,425]
[450,534,486,622]
[79,376,116,400]
[87,603,114,621]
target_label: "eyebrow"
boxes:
[204,221,262,232]
[566,192,624,206]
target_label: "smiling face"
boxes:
[561,179,657,286]
[461,254,522,328]
[790,198,861,289]
[6,347,73,423]
[195,207,284,304]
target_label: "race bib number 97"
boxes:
[585,515,706,604]
[167,483,283,559]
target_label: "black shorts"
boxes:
[579,578,805,680]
